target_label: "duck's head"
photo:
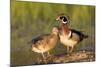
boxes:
[56,14,69,24]
[52,26,60,35]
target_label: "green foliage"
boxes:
[11,1,95,66]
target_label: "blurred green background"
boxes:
[11,0,95,66]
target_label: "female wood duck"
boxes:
[56,15,88,53]
[31,26,59,63]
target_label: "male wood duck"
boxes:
[31,26,59,63]
[56,15,88,53]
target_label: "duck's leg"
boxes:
[67,46,70,53]
[69,46,74,53]
[47,51,53,59]
[47,51,52,57]
[41,52,47,64]
[37,56,42,64]
[47,51,50,56]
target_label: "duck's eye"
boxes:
[60,16,63,19]
[63,17,68,22]
[60,16,67,21]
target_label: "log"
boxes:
[51,51,95,63]
[38,50,95,64]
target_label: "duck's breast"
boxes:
[59,34,78,47]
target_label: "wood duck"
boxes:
[56,15,88,53]
[31,26,59,63]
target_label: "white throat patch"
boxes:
[67,31,72,38]
[62,21,68,24]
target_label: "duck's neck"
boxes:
[61,23,70,35]
[50,33,58,40]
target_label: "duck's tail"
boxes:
[80,34,88,41]
[83,35,88,38]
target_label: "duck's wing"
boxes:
[71,29,88,41]
[31,34,50,44]
[71,29,82,35]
